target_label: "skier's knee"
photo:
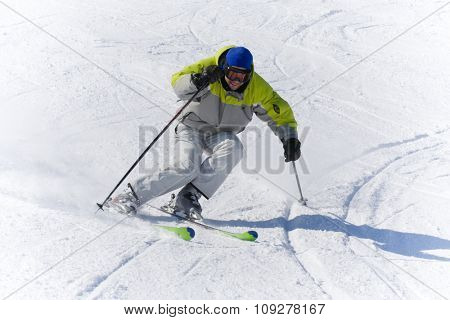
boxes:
[172,160,200,178]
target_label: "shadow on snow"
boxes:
[138,212,450,261]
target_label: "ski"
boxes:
[157,225,195,241]
[147,204,258,242]
[101,202,195,241]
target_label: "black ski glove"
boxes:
[283,138,301,162]
[191,65,223,89]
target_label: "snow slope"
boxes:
[1,0,449,299]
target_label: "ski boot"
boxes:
[105,183,141,215]
[162,184,203,220]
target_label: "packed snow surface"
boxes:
[1,0,449,299]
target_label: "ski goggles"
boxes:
[224,66,251,84]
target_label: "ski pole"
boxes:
[292,160,307,205]
[96,84,207,211]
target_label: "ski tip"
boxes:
[186,227,196,239]
[177,226,195,241]
[247,230,258,241]
[234,230,258,241]
[159,226,195,241]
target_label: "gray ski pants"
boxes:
[132,124,244,203]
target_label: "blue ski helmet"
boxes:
[225,47,253,70]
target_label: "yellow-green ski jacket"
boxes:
[171,46,298,142]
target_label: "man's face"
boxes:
[224,66,251,90]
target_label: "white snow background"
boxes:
[1,0,449,299]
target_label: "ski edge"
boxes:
[221,230,258,241]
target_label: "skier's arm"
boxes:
[171,57,216,100]
[252,74,298,142]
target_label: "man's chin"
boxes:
[229,83,242,90]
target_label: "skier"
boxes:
[106,45,301,219]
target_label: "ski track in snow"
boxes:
[343,142,442,220]
[285,205,405,299]
[283,205,333,298]
[182,255,209,278]
[77,238,161,299]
